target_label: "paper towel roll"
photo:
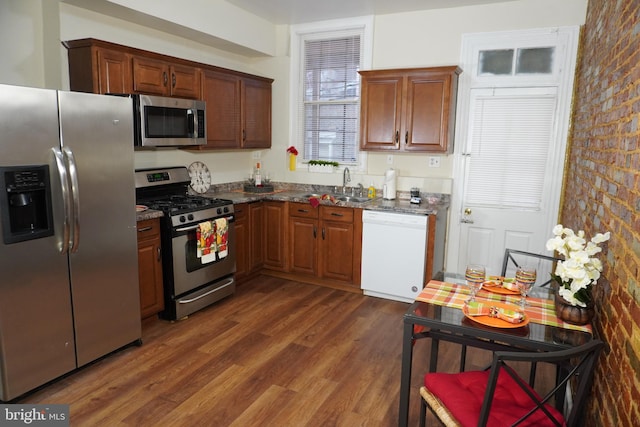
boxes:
[383,168,397,200]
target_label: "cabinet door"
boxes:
[241,77,272,148]
[132,56,169,96]
[137,219,163,319]
[96,49,132,94]
[359,74,403,150]
[249,202,264,271]
[289,217,317,276]
[319,220,355,282]
[263,201,288,271]
[233,203,250,281]
[404,72,453,152]
[319,207,355,283]
[202,70,241,148]
[169,64,201,99]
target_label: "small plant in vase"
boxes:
[286,146,298,171]
[545,224,610,324]
[307,160,339,173]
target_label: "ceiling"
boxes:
[225,0,517,25]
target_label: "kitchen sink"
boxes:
[298,193,371,203]
[334,195,371,203]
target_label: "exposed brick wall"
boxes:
[563,0,640,425]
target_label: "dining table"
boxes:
[398,277,594,427]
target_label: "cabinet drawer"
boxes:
[289,203,319,219]
[137,219,160,240]
[321,206,353,223]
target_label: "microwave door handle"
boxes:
[51,148,72,254]
[63,147,81,252]
[187,109,196,137]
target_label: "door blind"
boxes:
[465,90,557,209]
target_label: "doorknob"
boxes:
[461,208,474,224]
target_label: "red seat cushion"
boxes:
[424,369,566,427]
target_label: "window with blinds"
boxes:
[465,88,557,210]
[299,32,362,163]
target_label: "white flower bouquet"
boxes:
[545,224,610,307]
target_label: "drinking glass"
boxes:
[465,264,486,302]
[515,266,537,309]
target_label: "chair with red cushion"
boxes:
[419,339,604,427]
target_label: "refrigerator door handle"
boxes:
[52,147,72,254]
[63,147,81,252]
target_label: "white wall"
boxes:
[0,0,588,190]
[257,0,588,192]
[0,0,46,87]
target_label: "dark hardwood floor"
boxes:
[17,275,551,426]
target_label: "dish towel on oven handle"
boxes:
[197,221,217,264]
[215,217,228,259]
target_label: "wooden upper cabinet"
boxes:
[132,56,200,99]
[200,70,272,149]
[359,66,461,153]
[202,69,241,148]
[64,38,272,149]
[96,49,132,94]
[65,40,132,94]
[241,77,272,149]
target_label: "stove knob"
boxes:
[179,216,186,223]
[224,206,230,213]
[217,208,222,215]
[188,214,194,221]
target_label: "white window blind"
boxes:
[465,89,557,209]
[299,32,362,163]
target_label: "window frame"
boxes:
[289,16,374,172]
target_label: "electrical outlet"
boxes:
[429,157,441,168]
[252,151,261,159]
[387,155,394,165]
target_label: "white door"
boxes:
[446,27,580,278]
[455,87,560,277]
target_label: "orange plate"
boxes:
[482,280,520,295]
[136,205,149,212]
[462,301,529,329]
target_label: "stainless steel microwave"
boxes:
[130,94,206,147]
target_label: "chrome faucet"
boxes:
[342,167,351,193]
[354,183,364,197]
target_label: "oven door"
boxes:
[171,216,236,296]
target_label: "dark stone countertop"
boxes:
[135,182,449,221]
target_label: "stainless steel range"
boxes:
[135,167,236,320]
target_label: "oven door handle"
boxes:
[175,224,200,232]
[177,278,234,304]
[175,215,235,232]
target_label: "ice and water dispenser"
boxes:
[0,165,54,244]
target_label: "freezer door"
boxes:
[58,91,141,366]
[0,85,76,401]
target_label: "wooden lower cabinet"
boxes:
[263,201,288,271]
[234,202,263,282]
[288,203,362,287]
[136,218,164,319]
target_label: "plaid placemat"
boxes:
[416,280,592,333]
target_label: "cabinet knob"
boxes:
[172,73,176,88]
[163,71,168,86]
[395,130,399,144]
[157,246,162,261]
[405,131,409,144]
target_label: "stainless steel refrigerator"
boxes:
[0,84,141,401]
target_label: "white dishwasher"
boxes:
[361,210,428,303]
